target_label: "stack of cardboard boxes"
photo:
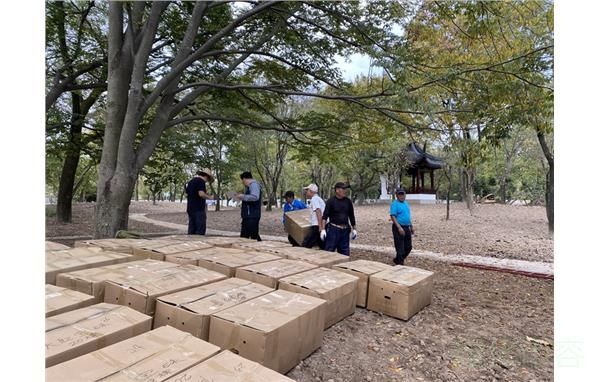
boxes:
[45,236,435,380]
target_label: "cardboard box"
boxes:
[46,284,95,318]
[165,246,248,265]
[46,325,220,381]
[164,350,296,382]
[46,241,70,251]
[231,240,293,253]
[209,290,327,374]
[74,238,153,254]
[279,268,358,328]
[132,240,213,261]
[150,234,210,241]
[56,259,179,302]
[281,247,350,268]
[46,247,136,285]
[195,250,281,277]
[332,260,393,307]
[367,266,434,320]
[198,236,257,247]
[235,259,319,288]
[284,208,313,246]
[104,264,228,315]
[154,278,274,340]
[45,303,152,367]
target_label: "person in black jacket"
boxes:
[233,171,262,241]
[322,182,357,256]
[185,169,214,235]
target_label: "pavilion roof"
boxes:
[406,143,444,169]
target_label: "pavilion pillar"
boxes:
[420,170,425,193]
[412,173,416,193]
[430,170,434,190]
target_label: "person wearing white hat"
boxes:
[185,169,215,235]
[301,183,326,249]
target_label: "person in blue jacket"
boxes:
[282,190,307,246]
[390,187,414,265]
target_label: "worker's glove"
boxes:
[351,229,358,240]
[320,230,327,241]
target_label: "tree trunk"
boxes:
[94,174,136,238]
[536,130,554,232]
[56,93,84,223]
[462,168,475,214]
[444,165,452,220]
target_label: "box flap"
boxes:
[237,259,317,278]
[46,326,219,382]
[212,290,326,332]
[164,350,296,381]
[372,266,434,286]
[334,259,393,275]
[279,268,359,294]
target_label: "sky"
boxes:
[334,53,376,82]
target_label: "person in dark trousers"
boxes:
[301,183,326,249]
[322,182,357,256]
[390,187,414,265]
[282,190,307,246]
[185,168,214,235]
[234,171,262,241]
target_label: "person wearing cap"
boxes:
[185,169,215,235]
[390,187,414,265]
[322,182,357,256]
[282,190,307,246]
[301,183,326,249]
[233,171,263,241]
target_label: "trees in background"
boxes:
[44,1,554,234]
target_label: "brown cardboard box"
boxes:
[195,250,281,277]
[284,208,313,246]
[209,290,327,374]
[235,259,319,288]
[150,234,209,241]
[46,241,70,251]
[74,238,153,254]
[56,259,179,302]
[46,325,220,381]
[154,278,274,340]
[46,284,95,317]
[45,303,152,367]
[46,247,137,285]
[332,260,393,307]
[279,268,358,328]
[198,236,257,247]
[165,246,248,265]
[104,264,228,315]
[367,266,434,320]
[132,240,213,261]
[164,350,296,382]
[231,240,293,254]
[281,247,350,268]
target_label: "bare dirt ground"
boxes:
[46,201,553,381]
[145,201,554,263]
[289,252,553,382]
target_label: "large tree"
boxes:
[46,1,107,222]
[94,1,404,237]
